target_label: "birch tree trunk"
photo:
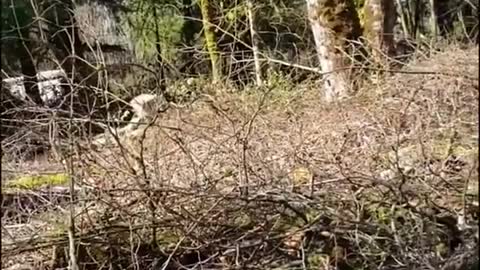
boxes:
[363,0,397,64]
[305,0,362,102]
[246,0,263,86]
[199,0,221,82]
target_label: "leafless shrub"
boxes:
[2,1,478,268]
[2,42,478,270]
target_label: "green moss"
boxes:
[48,223,69,237]
[361,0,396,61]
[377,132,477,170]
[362,0,382,41]
[354,0,366,27]
[366,203,390,224]
[225,3,247,24]
[307,252,329,269]
[431,137,477,161]
[365,202,411,227]
[233,212,254,228]
[222,168,234,178]
[6,173,69,189]
[271,214,306,234]
[316,0,362,42]
[156,230,181,247]
[200,0,221,81]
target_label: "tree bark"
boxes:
[152,3,166,88]
[429,0,439,38]
[305,0,362,102]
[246,0,262,86]
[6,0,43,105]
[179,0,203,76]
[199,0,221,82]
[396,0,412,39]
[363,0,397,64]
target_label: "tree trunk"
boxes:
[396,0,412,39]
[18,27,43,105]
[152,3,166,88]
[412,0,423,38]
[199,0,221,82]
[305,0,362,102]
[6,0,43,105]
[179,0,203,76]
[429,0,439,38]
[363,0,397,64]
[246,0,262,86]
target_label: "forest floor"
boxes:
[2,43,479,270]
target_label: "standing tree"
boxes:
[246,0,263,86]
[428,0,439,38]
[396,0,424,40]
[305,0,362,102]
[178,0,203,76]
[199,0,221,82]
[1,0,43,105]
[363,0,397,64]
[152,2,165,84]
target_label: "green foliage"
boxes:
[165,76,207,103]
[265,68,294,91]
[121,0,184,63]
[224,2,247,24]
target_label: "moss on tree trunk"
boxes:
[363,0,397,64]
[306,0,362,102]
[199,0,221,82]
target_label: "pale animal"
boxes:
[129,93,169,120]
[120,93,169,129]
[93,93,169,146]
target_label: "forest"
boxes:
[1,0,479,269]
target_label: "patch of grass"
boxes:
[365,202,410,226]
[5,173,69,189]
[307,252,330,269]
[156,230,182,247]
[232,212,254,228]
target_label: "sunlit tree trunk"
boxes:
[428,0,439,38]
[246,0,263,86]
[199,0,221,82]
[363,0,397,64]
[305,0,362,102]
